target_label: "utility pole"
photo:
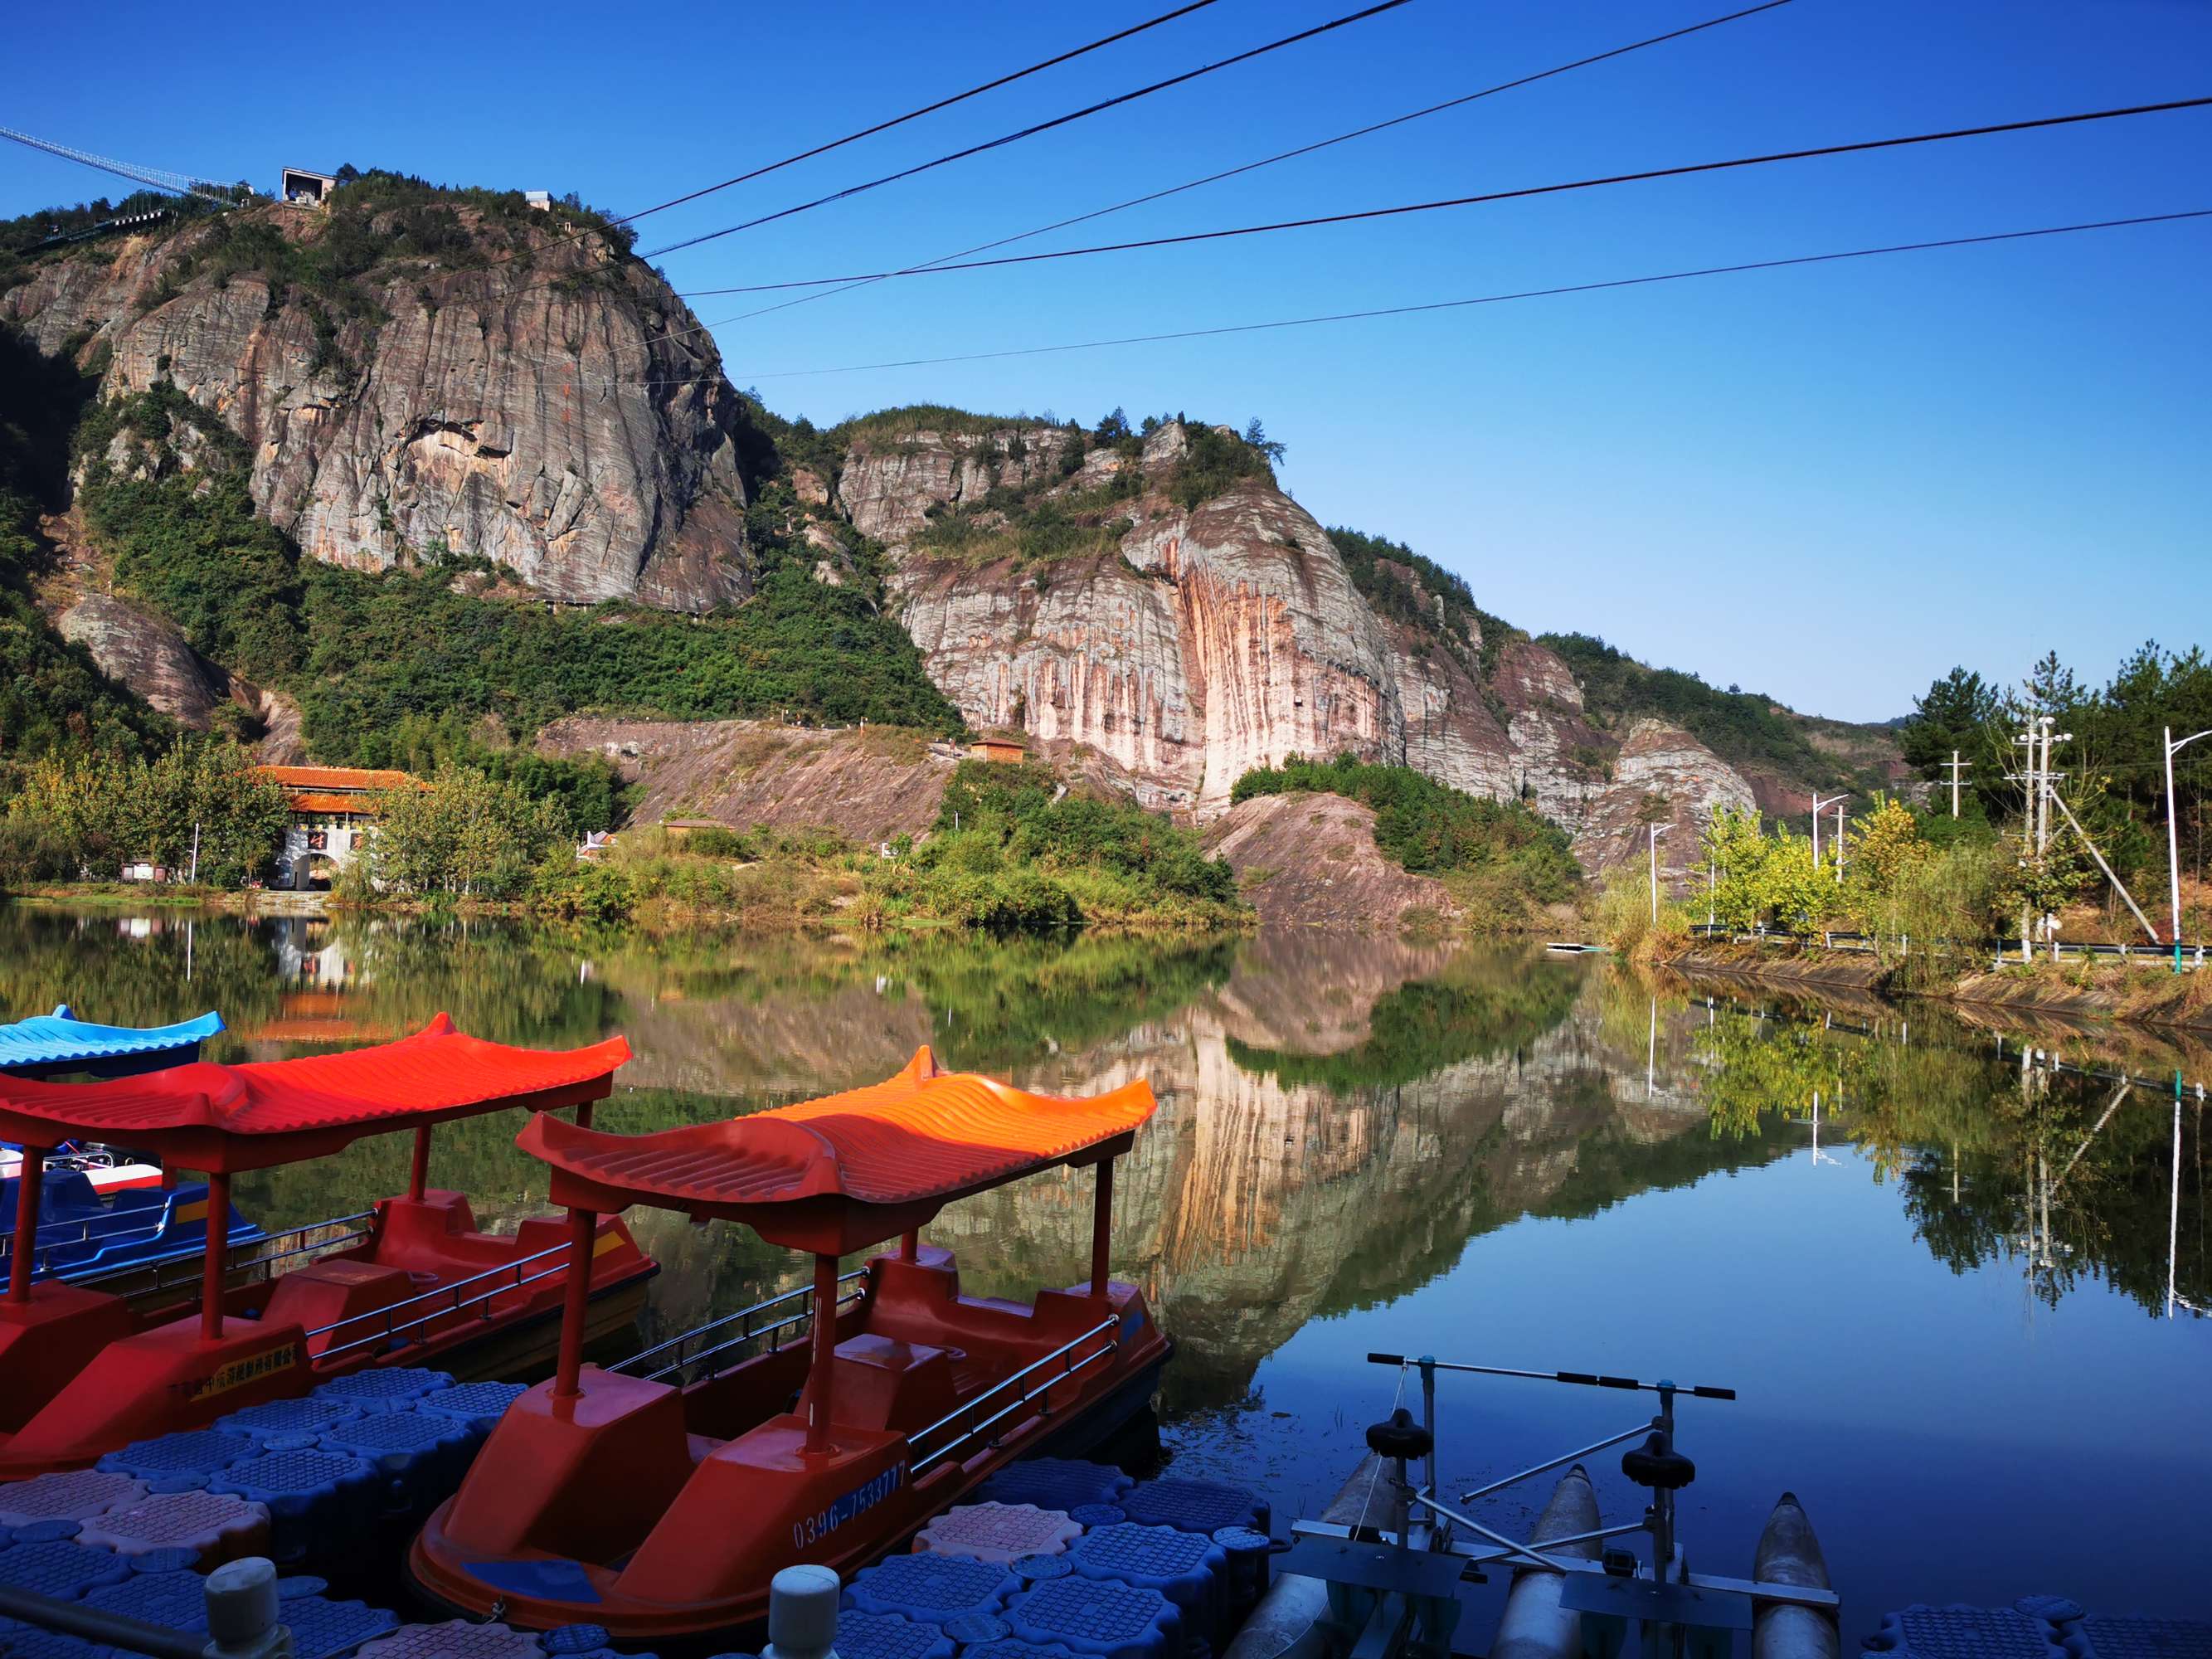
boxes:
[1946,750,1971,818]
[1833,800,1847,885]
[1648,822,1670,929]
[188,820,201,886]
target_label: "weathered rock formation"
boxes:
[4,202,751,610]
[1569,718,1760,878]
[55,592,227,727]
[844,421,1760,866]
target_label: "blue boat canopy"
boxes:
[0,1005,226,1081]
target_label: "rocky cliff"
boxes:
[2,186,1815,868]
[840,419,1760,864]
[4,192,751,610]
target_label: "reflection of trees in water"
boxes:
[1684,989,2208,1317]
[0,907,284,1043]
[1223,953,1582,1094]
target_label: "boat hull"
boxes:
[408,1250,1170,1642]
[1752,1492,1838,1659]
[0,1193,653,1480]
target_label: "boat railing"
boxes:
[908,1314,1121,1474]
[611,1268,872,1385]
[75,1210,377,1299]
[306,1238,577,1360]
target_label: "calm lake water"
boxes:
[4,905,2206,1632]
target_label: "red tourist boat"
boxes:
[409,1047,1172,1642]
[0,1015,656,1480]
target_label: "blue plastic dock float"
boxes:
[980,1462,1135,1514]
[834,1608,957,1659]
[844,1554,1021,1624]
[206,1446,380,1564]
[1006,1576,1183,1659]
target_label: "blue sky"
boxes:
[5,0,2206,722]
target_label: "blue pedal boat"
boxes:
[1,1005,259,1285]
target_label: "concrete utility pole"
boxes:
[1833,800,1847,885]
[1649,822,1670,929]
[1947,750,1971,818]
[2168,726,2211,971]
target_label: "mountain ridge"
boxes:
[1,178,1901,870]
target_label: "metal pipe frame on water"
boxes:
[908,1315,1121,1472]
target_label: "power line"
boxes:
[465,0,1230,280]
[685,211,2207,382]
[672,95,2212,294]
[680,0,1797,334]
[634,0,1424,263]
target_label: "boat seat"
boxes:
[829,1334,958,1433]
[262,1258,416,1355]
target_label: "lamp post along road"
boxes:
[1810,792,1849,872]
[2167,726,2211,972]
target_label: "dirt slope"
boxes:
[537,718,955,845]
[1203,793,1454,931]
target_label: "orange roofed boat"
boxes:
[0,1016,655,1479]
[409,1047,1172,1642]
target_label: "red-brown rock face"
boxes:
[4,205,751,611]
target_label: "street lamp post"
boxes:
[1650,823,1671,930]
[1810,792,1849,871]
[2166,725,2210,973]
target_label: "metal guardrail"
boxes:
[1686,922,2206,966]
[908,1315,1121,1473]
[307,1239,576,1359]
[613,1270,871,1384]
[74,1210,377,1299]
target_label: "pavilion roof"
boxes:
[518,1046,1155,1253]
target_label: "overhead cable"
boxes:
[680,0,1798,333]
[693,211,2210,382]
[634,0,1425,262]
[673,96,2212,294]
[465,0,1231,279]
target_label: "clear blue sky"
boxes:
[5,0,2206,722]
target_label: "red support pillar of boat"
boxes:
[575,1101,594,1130]
[1089,1156,1115,1297]
[7,1148,43,1303]
[200,1170,231,1340]
[552,1208,598,1400]
[407,1126,432,1201]
[899,1229,918,1261]
[805,1251,839,1454]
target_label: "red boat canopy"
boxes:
[519,1047,1156,1253]
[0,1014,630,1172]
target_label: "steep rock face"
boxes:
[55,593,228,727]
[845,422,1748,858]
[1569,718,1758,881]
[4,204,751,610]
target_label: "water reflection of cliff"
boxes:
[9,902,2193,1412]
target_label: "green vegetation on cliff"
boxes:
[0,328,172,763]
[67,384,961,774]
[863,760,1246,932]
[1539,631,1874,791]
